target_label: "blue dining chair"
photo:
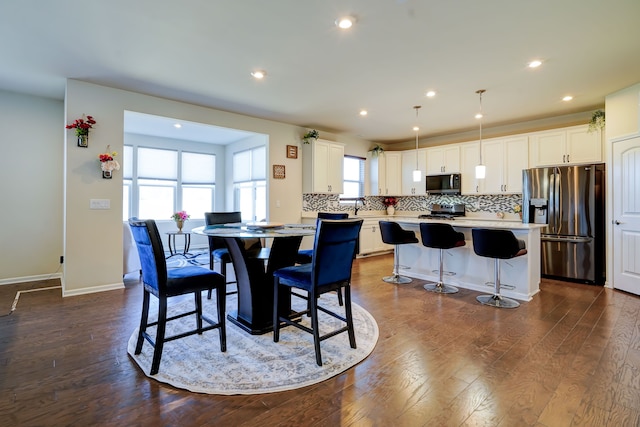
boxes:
[273,218,363,366]
[128,218,227,375]
[295,212,350,264]
[296,212,350,306]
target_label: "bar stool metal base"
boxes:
[383,274,412,284]
[424,281,459,294]
[476,294,520,308]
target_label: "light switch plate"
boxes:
[90,199,110,210]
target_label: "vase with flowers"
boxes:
[98,146,120,179]
[171,211,190,232]
[383,196,398,216]
[302,129,319,144]
[514,203,522,221]
[66,114,96,147]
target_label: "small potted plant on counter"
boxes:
[383,196,398,216]
[514,204,522,220]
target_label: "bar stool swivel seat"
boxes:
[419,222,466,294]
[379,221,419,284]
[472,228,527,308]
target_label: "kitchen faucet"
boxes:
[353,198,366,216]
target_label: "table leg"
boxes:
[224,236,302,335]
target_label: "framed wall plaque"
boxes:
[286,145,298,159]
[273,164,286,179]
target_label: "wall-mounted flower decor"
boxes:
[66,114,96,147]
[98,146,120,179]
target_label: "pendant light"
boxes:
[475,89,486,179]
[412,105,422,182]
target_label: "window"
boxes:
[123,146,215,220]
[342,156,365,198]
[233,146,266,222]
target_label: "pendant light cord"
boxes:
[476,90,485,164]
[414,105,421,169]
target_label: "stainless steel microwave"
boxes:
[426,173,461,195]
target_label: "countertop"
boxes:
[301,211,544,230]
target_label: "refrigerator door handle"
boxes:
[541,235,592,243]
[556,167,563,235]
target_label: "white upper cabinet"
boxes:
[460,141,480,195]
[401,149,427,195]
[479,136,528,194]
[529,125,602,167]
[425,145,460,175]
[302,139,344,194]
[368,151,402,196]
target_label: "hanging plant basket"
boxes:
[302,129,319,144]
[369,145,384,157]
[588,110,605,133]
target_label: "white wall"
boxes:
[0,90,64,284]
[604,81,640,288]
[62,80,374,296]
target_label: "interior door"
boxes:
[613,136,640,295]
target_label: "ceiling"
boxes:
[2,0,639,144]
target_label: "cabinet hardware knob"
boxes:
[615,220,623,225]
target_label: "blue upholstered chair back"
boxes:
[311,219,363,287]
[204,211,242,250]
[128,218,167,295]
[317,212,349,220]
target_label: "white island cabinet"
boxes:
[394,218,546,301]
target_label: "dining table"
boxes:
[192,222,316,335]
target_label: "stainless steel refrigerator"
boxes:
[522,164,605,284]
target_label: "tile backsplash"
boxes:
[303,193,522,214]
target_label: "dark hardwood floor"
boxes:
[1,254,639,426]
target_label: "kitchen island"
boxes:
[392,218,546,301]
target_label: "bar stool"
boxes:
[419,222,466,294]
[472,228,527,308]
[379,221,419,284]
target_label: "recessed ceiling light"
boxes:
[528,60,542,68]
[359,110,368,116]
[425,90,436,97]
[412,126,419,131]
[251,70,266,79]
[335,16,356,29]
[475,113,483,119]
[562,95,573,101]
[174,123,182,129]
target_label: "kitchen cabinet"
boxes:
[302,139,344,194]
[480,136,528,194]
[359,220,392,255]
[529,125,602,167]
[401,149,427,195]
[459,141,480,194]
[369,151,402,196]
[425,145,460,175]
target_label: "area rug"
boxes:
[127,292,379,395]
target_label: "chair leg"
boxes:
[344,285,356,349]
[195,291,203,333]
[207,254,215,299]
[135,290,150,354]
[382,244,412,284]
[424,248,459,294]
[150,298,168,375]
[216,284,227,352]
[476,258,520,308]
[273,277,280,343]
[336,289,343,306]
[310,292,322,366]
